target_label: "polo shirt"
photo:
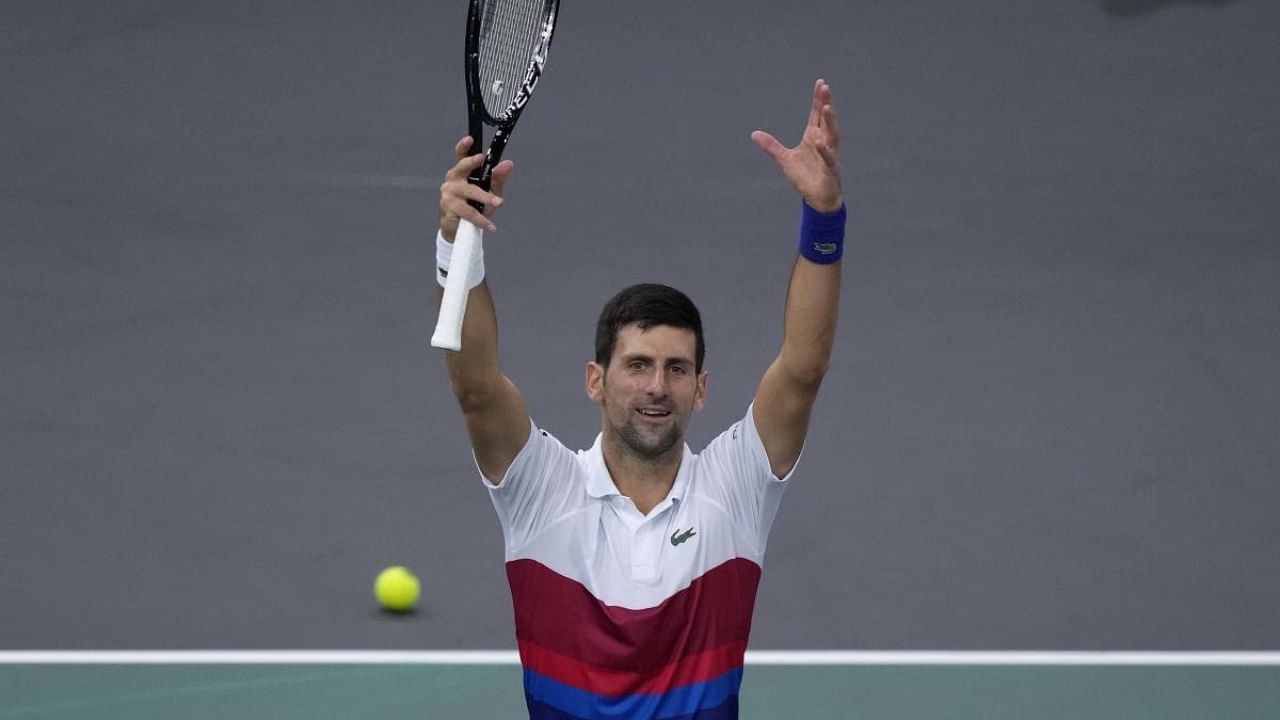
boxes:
[485,404,795,720]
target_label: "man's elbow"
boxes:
[782,353,831,391]
[449,370,516,417]
[450,379,498,416]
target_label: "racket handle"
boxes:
[430,219,483,351]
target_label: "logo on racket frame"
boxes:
[509,46,549,115]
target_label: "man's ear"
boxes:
[585,361,605,403]
[693,370,708,412]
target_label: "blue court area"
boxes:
[2,656,1279,719]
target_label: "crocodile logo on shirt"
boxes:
[670,527,697,546]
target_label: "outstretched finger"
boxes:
[453,135,476,159]
[751,130,787,164]
[444,192,498,232]
[807,78,825,130]
[816,141,839,171]
[821,103,841,149]
[446,152,487,181]
[488,159,515,203]
[449,179,506,210]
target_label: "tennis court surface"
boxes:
[3,652,1278,719]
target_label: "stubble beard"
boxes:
[615,415,683,460]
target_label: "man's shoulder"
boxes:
[693,407,757,454]
[686,406,780,485]
[515,424,600,478]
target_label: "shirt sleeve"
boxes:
[481,420,582,554]
[698,403,798,556]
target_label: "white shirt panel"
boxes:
[485,405,794,609]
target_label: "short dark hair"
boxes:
[595,283,705,372]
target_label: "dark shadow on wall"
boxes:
[1102,0,1241,16]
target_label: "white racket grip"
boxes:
[431,219,483,351]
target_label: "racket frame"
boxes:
[432,0,558,351]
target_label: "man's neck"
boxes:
[600,435,683,516]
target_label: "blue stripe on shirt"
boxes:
[523,666,743,720]
[527,690,739,720]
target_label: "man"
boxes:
[435,79,845,720]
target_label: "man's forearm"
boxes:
[440,282,505,409]
[778,258,841,387]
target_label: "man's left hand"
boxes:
[751,78,843,213]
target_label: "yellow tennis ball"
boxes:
[374,566,420,613]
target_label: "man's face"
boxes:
[587,323,707,461]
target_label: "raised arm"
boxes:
[749,79,845,478]
[437,137,530,484]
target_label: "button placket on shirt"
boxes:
[630,499,679,583]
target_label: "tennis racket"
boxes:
[431,0,560,351]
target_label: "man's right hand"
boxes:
[439,136,514,241]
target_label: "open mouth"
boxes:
[636,407,670,418]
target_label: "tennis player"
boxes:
[435,79,845,720]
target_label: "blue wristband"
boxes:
[798,201,846,264]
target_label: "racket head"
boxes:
[465,0,558,130]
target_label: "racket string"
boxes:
[477,0,548,119]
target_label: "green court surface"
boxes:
[2,660,1278,719]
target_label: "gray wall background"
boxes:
[2,0,1277,650]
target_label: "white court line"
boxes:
[0,651,517,665]
[1,651,1278,666]
[746,651,1280,666]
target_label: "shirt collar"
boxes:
[584,434,692,505]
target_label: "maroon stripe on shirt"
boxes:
[518,638,749,697]
[506,557,762,673]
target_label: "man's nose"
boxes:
[644,368,668,395]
